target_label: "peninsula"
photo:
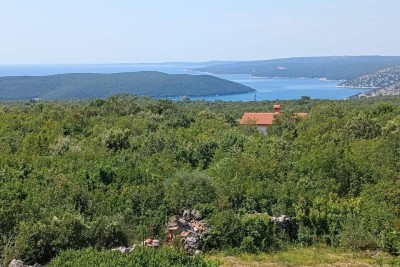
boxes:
[0,71,255,100]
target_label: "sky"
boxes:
[1,0,400,64]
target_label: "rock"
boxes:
[182,209,192,221]
[151,239,160,247]
[183,234,202,254]
[167,215,191,233]
[111,245,136,253]
[178,218,188,225]
[191,209,202,220]
[166,211,207,253]
[9,259,25,267]
[8,259,43,267]
[271,215,298,240]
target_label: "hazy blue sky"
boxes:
[1,0,400,64]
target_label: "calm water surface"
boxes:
[0,64,368,101]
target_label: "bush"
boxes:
[89,216,128,248]
[241,213,278,252]
[102,128,130,151]
[240,237,257,253]
[203,212,281,252]
[164,172,217,213]
[14,213,89,264]
[202,211,242,250]
[339,214,378,250]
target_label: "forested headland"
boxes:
[0,95,399,266]
[194,56,400,80]
[0,72,254,100]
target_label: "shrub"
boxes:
[339,214,378,250]
[241,213,277,252]
[102,128,130,151]
[202,211,242,250]
[14,213,89,264]
[164,172,217,214]
[203,212,281,252]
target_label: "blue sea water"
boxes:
[190,74,368,101]
[0,64,368,101]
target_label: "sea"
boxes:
[0,63,369,101]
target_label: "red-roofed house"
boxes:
[240,104,282,133]
[240,104,307,134]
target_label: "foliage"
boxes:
[47,247,219,267]
[164,172,217,213]
[0,96,400,264]
[0,72,254,100]
[203,212,282,252]
[338,213,378,250]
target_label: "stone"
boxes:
[8,259,43,267]
[271,215,298,240]
[182,209,192,221]
[111,245,136,253]
[9,259,26,267]
[191,209,202,220]
[166,210,208,253]
[183,234,201,254]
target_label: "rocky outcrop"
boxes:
[8,259,43,267]
[166,209,207,254]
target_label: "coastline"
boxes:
[335,85,380,89]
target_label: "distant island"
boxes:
[0,71,255,100]
[194,56,400,80]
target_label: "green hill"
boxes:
[352,83,400,98]
[195,56,400,80]
[338,65,400,88]
[0,71,255,100]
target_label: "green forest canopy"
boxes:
[0,95,399,265]
[0,71,254,100]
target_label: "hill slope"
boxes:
[352,83,400,98]
[338,65,400,88]
[195,56,400,80]
[0,71,255,100]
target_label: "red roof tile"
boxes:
[240,113,276,125]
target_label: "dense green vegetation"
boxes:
[0,71,254,100]
[0,95,399,266]
[47,247,218,267]
[195,56,400,80]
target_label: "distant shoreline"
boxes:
[335,85,380,89]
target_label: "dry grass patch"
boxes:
[207,246,394,267]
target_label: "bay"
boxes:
[184,74,368,101]
[0,64,368,101]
